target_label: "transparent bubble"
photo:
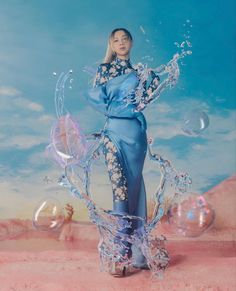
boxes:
[168,194,215,237]
[32,197,65,231]
[181,110,209,136]
[50,114,88,167]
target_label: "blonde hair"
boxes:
[103,28,133,63]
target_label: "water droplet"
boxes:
[69,69,73,74]
[140,25,146,34]
[69,86,72,89]
[70,78,74,83]
[186,19,190,23]
[53,72,57,76]
[145,39,150,43]
[180,41,185,48]
[186,40,192,47]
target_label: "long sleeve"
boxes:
[142,71,160,103]
[93,64,110,88]
[87,70,140,118]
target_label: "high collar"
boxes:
[113,57,131,66]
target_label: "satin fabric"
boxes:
[86,72,147,265]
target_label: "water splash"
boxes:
[54,70,73,118]
[48,40,193,277]
[58,140,191,277]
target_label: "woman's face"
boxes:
[110,30,132,59]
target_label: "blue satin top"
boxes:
[86,57,160,130]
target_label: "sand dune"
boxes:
[0,176,235,290]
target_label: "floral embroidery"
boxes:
[93,57,160,102]
[93,58,160,202]
[102,66,107,72]
[103,135,128,202]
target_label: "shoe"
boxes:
[132,263,150,270]
[108,261,127,277]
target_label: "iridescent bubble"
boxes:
[181,110,209,136]
[168,194,215,237]
[47,114,88,167]
[32,197,65,231]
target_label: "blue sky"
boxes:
[0,0,235,219]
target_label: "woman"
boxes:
[86,28,160,272]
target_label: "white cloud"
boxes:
[12,96,44,112]
[1,134,47,149]
[27,102,43,112]
[148,123,183,139]
[0,90,44,114]
[38,114,55,124]
[0,86,21,96]
[0,90,54,149]
[224,130,236,141]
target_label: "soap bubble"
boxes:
[46,114,88,168]
[181,110,209,136]
[168,194,215,237]
[32,197,65,231]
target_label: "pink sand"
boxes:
[0,176,235,290]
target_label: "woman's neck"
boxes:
[116,54,130,60]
